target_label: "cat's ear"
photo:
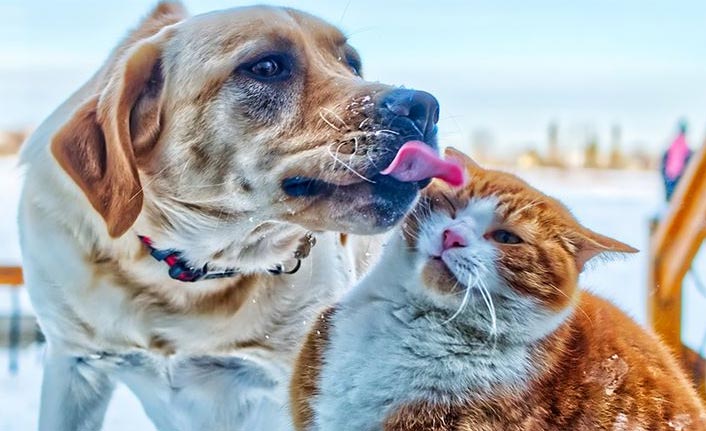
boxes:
[574,228,638,272]
[444,147,481,172]
[444,147,481,187]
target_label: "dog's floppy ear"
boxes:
[51,23,178,237]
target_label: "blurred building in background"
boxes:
[0,129,28,156]
[508,121,659,170]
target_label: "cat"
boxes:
[290,147,706,431]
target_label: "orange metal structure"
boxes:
[648,140,706,398]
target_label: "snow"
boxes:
[0,347,156,430]
[667,414,695,431]
[585,353,629,397]
[1,155,704,430]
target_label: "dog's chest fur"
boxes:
[84,350,293,430]
[23,208,354,429]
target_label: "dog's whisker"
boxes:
[128,164,172,202]
[335,141,348,169]
[319,107,349,132]
[349,136,359,161]
[326,145,376,184]
[373,129,400,136]
[319,111,341,131]
[164,194,235,206]
[323,107,349,128]
[365,145,378,168]
[179,181,232,190]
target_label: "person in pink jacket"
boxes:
[661,120,693,201]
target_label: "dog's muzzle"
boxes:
[283,88,441,195]
[282,88,441,230]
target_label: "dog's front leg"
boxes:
[38,348,115,431]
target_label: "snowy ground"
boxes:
[1,156,704,430]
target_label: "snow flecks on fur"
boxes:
[667,414,692,431]
[585,353,629,396]
[611,413,629,431]
[611,412,648,431]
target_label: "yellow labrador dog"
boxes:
[18,2,441,430]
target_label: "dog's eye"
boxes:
[343,45,362,77]
[346,56,361,76]
[488,229,523,245]
[252,59,280,77]
[240,54,292,82]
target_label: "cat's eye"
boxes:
[489,229,523,245]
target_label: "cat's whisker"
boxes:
[475,271,498,348]
[511,198,542,216]
[400,225,419,241]
[407,210,426,229]
[439,281,470,326]
[545,281,591,323]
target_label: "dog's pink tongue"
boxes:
[381,141,464,186]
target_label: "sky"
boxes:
[1,0,705,155]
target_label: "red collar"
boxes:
[138,235,309,282]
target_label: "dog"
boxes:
[18,2,439,430]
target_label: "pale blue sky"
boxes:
[1,0,705,154]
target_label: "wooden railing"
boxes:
[0,266,23,286]
[1,266,25,373]
[648,140,706,399]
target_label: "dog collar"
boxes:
[138,233,316,282]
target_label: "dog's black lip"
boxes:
[282,134,438,198]
[281,176,332,197]
[282,175,431,198]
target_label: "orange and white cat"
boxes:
[290,148,706,431]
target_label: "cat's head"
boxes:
[400,147,637,321]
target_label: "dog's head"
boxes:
[51,3,439,261]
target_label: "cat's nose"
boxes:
[442,228,467,250]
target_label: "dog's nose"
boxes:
[379,89,440,138]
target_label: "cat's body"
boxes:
[291,148,706,431]
[294,288,704,431]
